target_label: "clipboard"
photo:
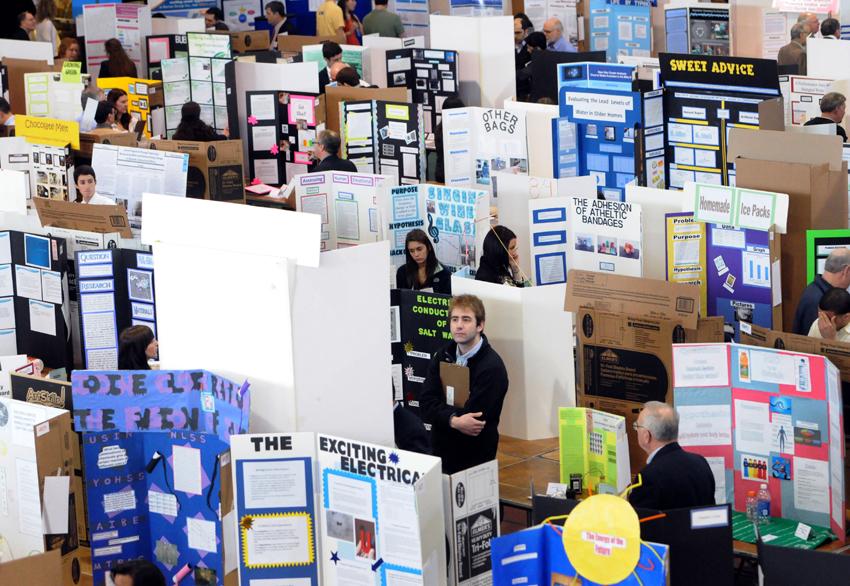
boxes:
[440,362,470,408]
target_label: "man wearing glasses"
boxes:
[628,401,716,510]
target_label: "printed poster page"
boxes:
[318,433,442,586]
[567,196,643,276]
[231,433,319,585]
[386,185,427,269]
[423,184,488,274]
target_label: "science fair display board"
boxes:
[672,342,845,541]
[390,289,451,416]
[75,249,157,370]
[146,34,189,81]
[340,100,427,184]
[664,4,731,56]
[440,107,528,193]
[246,90,325,186]
[91,143,189,230]
[294,171,390,251]
[658,54,781,188]
[528,197,571,286]
[24,71,88,122]
[231,433,320,586]
[384,184,489,274]
[586,0,652,61]
[665,212,708,318]
[386,48,459,134]
[97,77,163,138]
[443,460,500,586]
[303,44,366,78]
[566,197,643,276]
[317,433,446,586]
[557,62,666,199]
[82,3,152,78]
[558,407,630,495]
[806,229,850,283]
[779,75,833,127]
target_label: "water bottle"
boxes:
[745,491,757,522]
[757,483,771,523]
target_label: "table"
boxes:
[497,436,560,526]
[245,193,293,209]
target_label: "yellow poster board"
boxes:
[97,77,162,137]
[665,211,708,314]
[16,115,79,149]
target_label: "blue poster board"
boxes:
[588,0,652,63]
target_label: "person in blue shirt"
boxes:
[792,247,850,335]
[543,17,575,52]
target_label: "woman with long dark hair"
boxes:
[98,38,138,78]
[118,325,158,370]
[172,101,227,141]
[338,0,362,45]
[475,225,528,286]
[395,229,451,294]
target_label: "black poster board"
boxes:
[386,48,459,134]
[146,34,189,81]
[531,50,607,103]
[11,372,73,411]
[758,539,850,584]
[390,289,451,419]
[5,231,71,370]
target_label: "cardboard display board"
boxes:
[664,4,731,56]
[673,342,845,541]
[229,30,270,53]
[806,229,850,283]
[587,0,651,61]
[558,62,666,198]
[75,248,157,369]
[324,86,407,134]
[230,433,320,586]
[658,53,781,188]
[146,34,189,81]
[91,143,189,230]
[1,230,72,369]
[386,48,459,135]
[32,199,132,238]
[441,107,528,193]
[96,77,164,138]
[524,0,579,50]
[0,550,63,585]
[558,407,630,495]
[2,58,58,118]
[317,433,446,585]
[383,184,489,274]
[443,460,500,586]
[24,71,88,121]
[453,277,576,439]
[160,32,235,138]
[151,139,246,202]
[340,100,427,183]
[566,196,643,276]
[363,36,424,89]
[294,171,390,251]
[245,90,325,186]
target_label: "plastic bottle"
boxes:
[745,490,757,522]
[757,483,771,523]
[743,458,750,479]
[740,351,749,379]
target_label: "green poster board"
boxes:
[303,44,364,77]
[806,229,850,283]
[558,407,630,495]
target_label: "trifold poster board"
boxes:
[160,32,235,138]
[231,433,320,586]
[75,248,157,370]
[665,212,708,320]
[340,100,427,184]
[587,0,652,61]
[626,183,690,282]
[24,71,87,121]
[146,34,189,81]
[443,460,500,586]
[528,196,570,286]
[806,37,850,79]
[566,196,643,277]
[30,143,75,202]
[317,433,446,585]
[503,100,559,179]
[362,36,422,89]
[91,143,189,230]
[294,171,390,251]
[384,184,489,274]
[806,229,850,283]
[151,139,246,203]
[672,342,845,541]
[664,4,731,56]
[429,15,515,109]
[1,230,71,369]
[0,399,84,580]
[386,48,459,135]
[440,107,528,193]
[557,62,666,199]
[303,44,366,78]
[246,90,325,186]
[82,3,152,79]
[390,289,450,417]
[96,77,163,138]
[324,87,407,135]
[558,407,630,495]
[658,53,781,188]
[565,269,725,470]
[72,369,249,585]
[453,276,575,439]
[779,75,833,127]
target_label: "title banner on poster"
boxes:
[16,115,80,149]
[659,54,781,94]
[686,183,789,233]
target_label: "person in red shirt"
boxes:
[338,0,362,45]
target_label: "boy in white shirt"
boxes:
[74,165,115,205]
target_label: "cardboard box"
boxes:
[76,130,138,158]
[4,57,59,116]
[324,86,408,134]
[33,197,132,238]
[728,129,848,330]
[0,550,62,585]
[230,30,270,52]
[151,139,245,202]
[277,34,343,53]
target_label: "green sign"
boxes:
[61,61,82,84]
[806,229,850,283]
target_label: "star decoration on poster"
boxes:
[270,144,279,155]
[330,551,340,565]
[240,516,254,531]
[404,341,414,353]
[248,115,258,125]
[389,452,400,465]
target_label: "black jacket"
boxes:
[792,275,832,335]
[804,116,848,142]
[393,405,431,455]
[420,335,509,474]
[319,68,331,94]
[311,155,357,173]
[475,255,524,287]
[98,60,138,79]
[628,442,716,511]
[395,264,452,295]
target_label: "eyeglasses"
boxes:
[632,422,644,431]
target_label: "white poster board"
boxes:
[451,276,576,439]
[504,99,560,178]
[807,37,850,79]
[782,75,833,126]
[82,3,152,79]
[317,433,446,586]
[0,169,27,216]
[0,39,54,65]
[24,72,86,121]
[625,183,689,281]
[566,196,643,277]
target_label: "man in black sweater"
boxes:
[420,294,509,474]
[310,130,357,173]
[628,401,716,511]
[793,247,850,335]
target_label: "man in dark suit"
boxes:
[12,11,35,41]
[310,130,357,173]
[777,23,807,75]
[318,42,343,94]
[628,401,715,511]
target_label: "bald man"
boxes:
[543,17,574,52]
[628,402,715,511]
[793,248,850,334]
